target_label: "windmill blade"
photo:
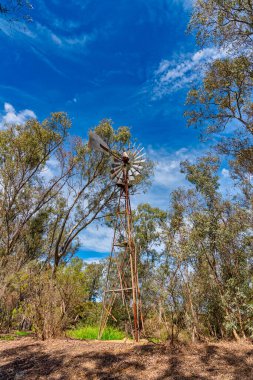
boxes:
[127,143,135,155]
[133,146,144,157]
[132,144,142,157]
[128,169,136,182]
[89,131,110,153]
[131,168,140,176]
[134,152,146,160]
[136,146,144,154]
[128,175,135,181]
[116,179,124,186]
[115,175,124,184]
[113,156,122,163]
[89,132,122,161]
[111,166,123,179]
[112,161,122,168]
[132,165,144,171]
[127,144,138,156]
[115,169,124,179]
[132,165,143,173]
[111,165,122,175]
[133,159,146,164]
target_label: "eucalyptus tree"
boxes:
[185,57,253,172]
[180,155,253,339]
[133,204,167,319]
[190,0,253,51]
[0,113,153,335]
[0,113,71,278]
[0,115,141,278]
[186,1,253,177]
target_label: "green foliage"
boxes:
[178,3,253,342]
[0,334,15,341]
[190,0,253,49]
[187,0,253,180]
[181,155,220,203]
[66,326,125,340]
[0,43,252,345]
[14,331,32,337]
[185,57,253,136]
[0,112,153,339]
[0,331,31,340]
[131,154,253,342]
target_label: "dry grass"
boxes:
[0,337,252,379]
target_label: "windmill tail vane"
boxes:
[88,131,145,342]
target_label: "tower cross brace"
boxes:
[98,166,144,342]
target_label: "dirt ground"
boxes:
[0,337,252,380]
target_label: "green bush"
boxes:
[0,335,15,341]
[66,325,125,340]
[15,331,32,337]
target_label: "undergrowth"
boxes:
[0,331,32,340]
[15,331,32,337]
[66,325,125,340]
[0,334,15,341]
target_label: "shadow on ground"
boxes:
[0,339,252,379]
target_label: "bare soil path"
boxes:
[0,337,252,379]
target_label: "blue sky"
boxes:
[0,0,232,261]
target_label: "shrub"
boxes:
[66,325,125,340]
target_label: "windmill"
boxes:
[88,131,145,342]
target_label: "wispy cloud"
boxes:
[0,102,36,129]
[30,22,94,49]
[150,47,228,99]
[30,46,67,77]
[0,18,94,64]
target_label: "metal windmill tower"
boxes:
[88,131,145,342]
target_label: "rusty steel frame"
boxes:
[98,166,143,342]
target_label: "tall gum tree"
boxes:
[0,115,152,282]
[186,0,253,199]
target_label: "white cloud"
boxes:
[41,156,59,180]
[219,168,239,198]
[79,224,114,253]
[83,258,103,264]
[0,102,36,129]
[65,35,90,46]
[149,146,191,187]
[151,47,229,99]
[221,168,230,178]
[134,145,237,209]
[133,145,205,209]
